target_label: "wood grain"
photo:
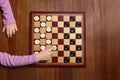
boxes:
[0,0,120,80]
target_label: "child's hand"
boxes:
[2,24,18,38]
[35,48,53,61]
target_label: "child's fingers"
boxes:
[7,30,10,38]
[47,48,53,52]
[49,52,53,55]
[15,27,18,32]
[12,29,15,35]
[48,51,53,56]
[9,30,13,37]
[49,51,53,54]
[2,27,5,32]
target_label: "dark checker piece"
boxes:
[76,45,82,50]
[70,28,75,33]
[76,34,82,39]
[64,22,69,27]
[64,45,70,51]
[64,33,69,39]
[70,16,75,21]
[64,57,70,63]
[76,22,81,27]
[76,57,82,63]
[70,51,76,57]
[70,39,75,45]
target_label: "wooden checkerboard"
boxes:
[29,12,86,67]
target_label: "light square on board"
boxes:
[58,45,64,51]
[47,57,52,63]
[58,22,64,27]
[34,45,40,51]
[40,15,46,21]
[64,28,69,33]
[40,28,46,33]
[64,51,70,57]
[34,22,40,27]
[70,22,75,27]
[70,57,76,63]
[70,34,76,39]
[52,39,58,45]
[34,33,40,39]
[58,57,64,63]
[76,51,82,57]
[64,39,69,45]
[76,16,83,21]
[52,51,58,57]
[52,16,58,21]
[46,45,52,49]
[76,39,82,45]
[46,22,52,27]
[52,27,58,33]
[46,33,52,39]
[70,45,76,51]
[76,28,82,33]
[64,15,69,21]
[40,39,46,44]
[58,33,64,39]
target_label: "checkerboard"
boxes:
[29,12,86,67]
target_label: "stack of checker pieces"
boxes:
[30,12,86,67]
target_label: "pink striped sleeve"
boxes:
[0,52,38,67]
[0,0,16,25]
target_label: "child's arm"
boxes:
[0,52,38,67]
[0,0,18,38]
[0,48,52,67]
